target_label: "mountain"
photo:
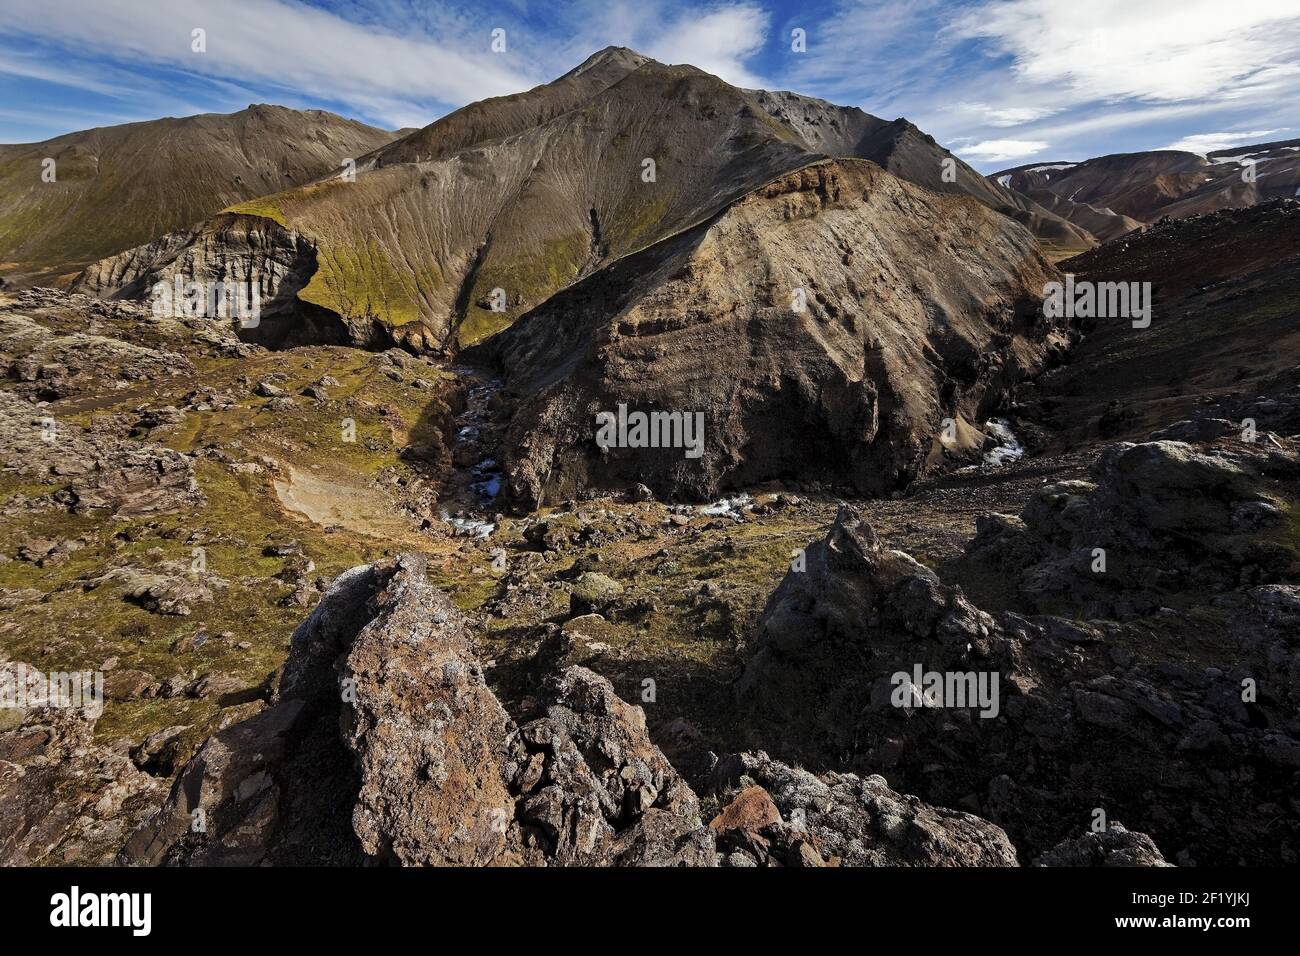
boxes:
[71,47,1084,353]
[0,105,399,286]
[481,159,1063,505]
[991,138,1300,241]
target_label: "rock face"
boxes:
[736,468,1300,863]
[485,159,1065,505]
[338,560,517,865]
[0,660,163,865]
[1033,823,1173,867]
[736,502,1009,753]
[961,438,1299,618]
[69,214,380,349]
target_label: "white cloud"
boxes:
[957,102,1060,128]
[958,139,1050,162]
[1164,129,1288,155]
[979,106,1058,127]
[954,0,1300,105]
[646,4,770,87]
[778,0,1300,171]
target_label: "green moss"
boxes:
[456,232,587,347]
[221,199,288,227]
[610,195,671,251]
[300,240,425,327]
[0,341,467,754]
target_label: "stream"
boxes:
[439,367,506,538]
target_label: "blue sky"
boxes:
[1,0,1297,171]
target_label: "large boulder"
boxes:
[1033,822,1173,867]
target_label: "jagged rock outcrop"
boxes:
[735,502,1009,736]
[485,159,1065,505]
[338,560,518,865]
[509,667,715,866]
[1033,823,1173,867]
[119,555,715,866]
[114,553,1031,867]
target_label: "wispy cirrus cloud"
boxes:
[953,138,1050,163]
[0,0,541,133]
[777,0,1300,170]
[955,0,1300,104]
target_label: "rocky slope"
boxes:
[0,105,398,287]
[480,159,1064,506]
[1015,200,1300,450]
[114,553,1028,867]
[70,48,1086,353]
[738,430,1300,864]
[3,238,1296,864]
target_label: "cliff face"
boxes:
[485,159,1065,506]
[68,213,387,349]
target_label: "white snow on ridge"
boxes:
[1023,163,1076,173]
[1210,147,1299,166]
[997,174,1012,187]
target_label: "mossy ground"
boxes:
[0,313,476,755]
[221,200,288,227]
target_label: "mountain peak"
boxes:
[567,45,650,77]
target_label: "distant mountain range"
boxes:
[990,138,1300,245]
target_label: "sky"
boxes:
[1,0,1297,172]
